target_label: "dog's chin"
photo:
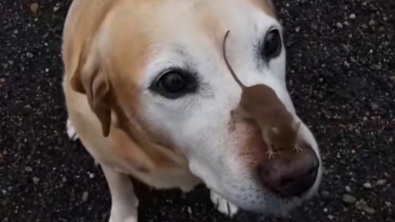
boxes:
[229,193,304,216]
[232,187,318,217]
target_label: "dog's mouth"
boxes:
[210,143,322,215]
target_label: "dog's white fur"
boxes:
[62,0,322,221]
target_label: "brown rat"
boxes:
[222,30,301,159]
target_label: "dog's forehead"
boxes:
[151,0,277,39]
[105,0,278,48]
[102,0,278,86]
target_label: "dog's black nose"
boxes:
[259,145,319,198]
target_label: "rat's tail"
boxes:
[223,30,245,88]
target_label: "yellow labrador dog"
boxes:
[62,0,323,221]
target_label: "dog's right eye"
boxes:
[152,69,198,99]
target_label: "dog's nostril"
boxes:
[305,165,317,180]
[276,166,318,198]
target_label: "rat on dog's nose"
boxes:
[259,145,319,198]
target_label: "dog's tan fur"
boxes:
[63,0,203,190]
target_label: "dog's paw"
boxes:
[210,191,239,218]
[108,217,137,222]
[66,118,79,141]
[109,207,138,222]
[109,216,137,222]
[109,196,138,222]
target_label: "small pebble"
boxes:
[26,52,33,58]
[328,215,334,220]
[321,190,330,198]
[379,26,385,32]
[371,64,382,70]
[188,207,192,214]
[32,177,40,185]
[30,3,39,14]
[342,194,357,204]
[82,191,89,202]
[363,206,375,215]
[25,167,33,172]
[345,186,351,192]
[53,3,60,12]
[336,22,343,29]
[376,179,387,185]
[371,103,379,110]
[349,14,356,19]
[385,201,391,207]
[344,61,350,68]
[363,182,372,189]
[89,173,95,179]
[355,200,365,210]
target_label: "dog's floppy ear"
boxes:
[265,0,274,7]
[70,44,112,137]
[265,0,277,16]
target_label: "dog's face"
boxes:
[69,0,322,215]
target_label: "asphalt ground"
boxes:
[0,0,394,221]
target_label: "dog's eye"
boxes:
[158,72,185,92]
[153,70,197,98]
[263,29,282,59]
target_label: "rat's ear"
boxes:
[69,44,112,137]
[271,126,280,135]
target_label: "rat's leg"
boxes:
[293,144,303,153]
[101,165,138,222]
[210,190,239,218]
[266,146,277,160]
[262,131,277,159]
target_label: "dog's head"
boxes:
[64,0,322,215]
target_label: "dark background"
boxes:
[1,0,394,221]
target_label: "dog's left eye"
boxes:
[263,29,282,60]
[152,70,198,99]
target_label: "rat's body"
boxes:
[223,31,301,158]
